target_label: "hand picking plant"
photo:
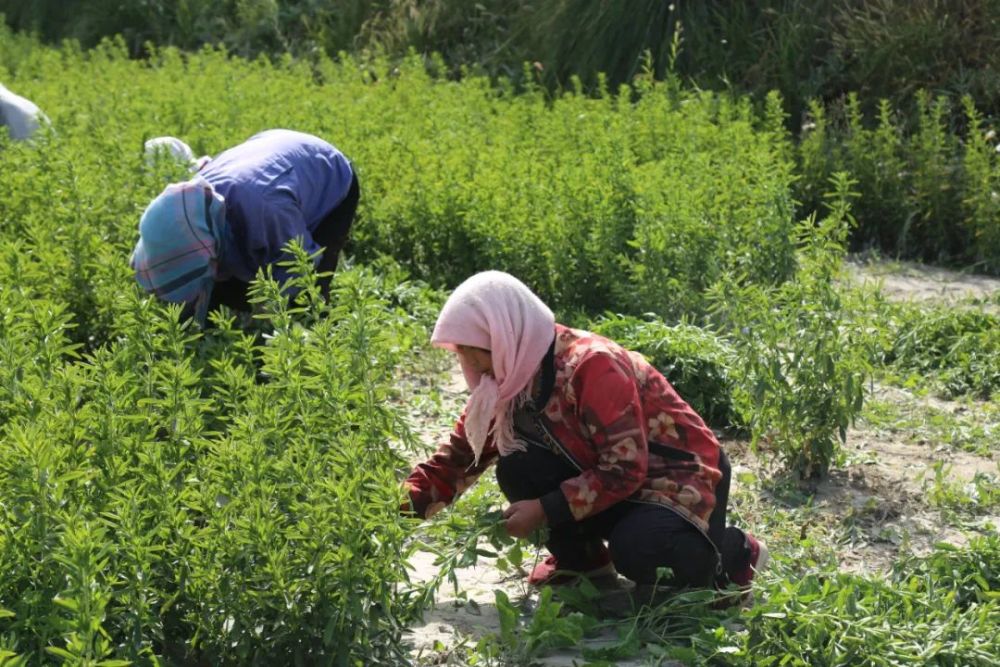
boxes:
[409,477,530,607]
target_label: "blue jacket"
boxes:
[199,129,354,283]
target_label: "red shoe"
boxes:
[528,546,616,587]
[728,532,769,588]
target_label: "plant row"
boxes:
[0,31,993,664]
[798,92,1000,273]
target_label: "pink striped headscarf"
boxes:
[432,271,555,463]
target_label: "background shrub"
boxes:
[5,1,999,121]
[796,90,999,270]
[4,2,999,274]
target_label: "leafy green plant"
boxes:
[886,304,1000,399]
[585,536,1000,666]
[838,94,908,252]
[709,173,875,477]
[0,259,429,664]
[795,90,999,272]
[961,95,1000,274]
[409,482,522,604]
[904,91,965,261]
[796,99,832,217]
[2,26,997,667]
[472,587,598,666]
[689,536,1000,665]
[860,395,1000,457]
[922,462,1000,517]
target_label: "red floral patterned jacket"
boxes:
[404,325,723,532]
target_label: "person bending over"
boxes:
[130,129,359,322]
[403,271,767,592]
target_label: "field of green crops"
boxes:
[1,30,997,666]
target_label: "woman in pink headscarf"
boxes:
[403,271,767,590]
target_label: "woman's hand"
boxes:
[503,499,546,538]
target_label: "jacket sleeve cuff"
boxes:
[539,488,573,527]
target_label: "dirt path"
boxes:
[844,257,1000,308]
[743,423,998,576]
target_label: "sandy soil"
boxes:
[844,257,1000,308]
[401,259,999,665]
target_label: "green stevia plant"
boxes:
[922,461,1000,517]
[0,255,430,665]
[465,534,999,665]
[961,95,1000,274]
[840,94,908,253]
[3,27,997,667]
[680,536,1000,666]
[583,536,1000,666]
[795,90,1000,272]
[3,30,800,322]
[709,173,876,478]
[475,587,598,666]
[796,99,832,218]
[904,91,965,262]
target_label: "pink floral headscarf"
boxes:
[431,271,555,463]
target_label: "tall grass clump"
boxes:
[886,303,1000,400]
[690,536,1000,665]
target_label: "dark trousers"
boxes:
[495,444,749,587]
[209,172,361,312]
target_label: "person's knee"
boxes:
[607,531,650,583]
[666,538,716,587]
[495,446,576,503]
[609,522,716,587]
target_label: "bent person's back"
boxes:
[0,83,49,141]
